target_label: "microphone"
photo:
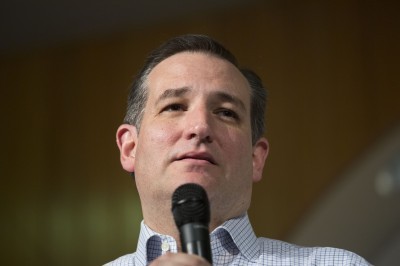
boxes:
[171,183,212,264]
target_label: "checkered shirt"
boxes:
[105,214,371,266]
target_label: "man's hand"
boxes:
[149,253,211,266]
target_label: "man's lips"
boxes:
[175,152,217,165]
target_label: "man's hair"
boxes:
[124,34,267,144]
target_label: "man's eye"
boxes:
[217,109,239,120]
[163,104,185,112]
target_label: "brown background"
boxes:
[1,1,399,265]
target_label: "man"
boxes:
[107,35,370,265]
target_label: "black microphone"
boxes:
[171,183,212,264]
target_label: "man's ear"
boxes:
[252,137,269,183]
[116,124,138,173]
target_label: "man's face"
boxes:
[120,52,268,227]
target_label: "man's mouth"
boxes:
[176,152,217,165]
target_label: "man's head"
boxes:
[123,34,266,145]
[116,34,269,233]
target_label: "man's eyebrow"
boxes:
[155,87,190,105]
[214,91,246,111]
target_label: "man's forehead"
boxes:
[147,52,250,95]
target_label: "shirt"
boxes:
[105,214,371,265]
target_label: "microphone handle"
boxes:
[180,222,212,263]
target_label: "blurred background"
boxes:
[1,0,399,265]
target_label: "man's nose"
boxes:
[184,108,213,143]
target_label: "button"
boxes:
[161,242,170,252]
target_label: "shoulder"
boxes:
[257,238,371,265]
[103,253,136,266]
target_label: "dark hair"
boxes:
[124,34,267,144]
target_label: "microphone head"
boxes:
[172,183,210,228]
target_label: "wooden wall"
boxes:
[1,1,399,265]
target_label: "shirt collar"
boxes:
[135,221,177,266]
[135,213,258,264]
[214,213,259,261]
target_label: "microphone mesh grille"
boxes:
[171,183,210,227]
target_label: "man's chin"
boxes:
[170,175,215,193]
